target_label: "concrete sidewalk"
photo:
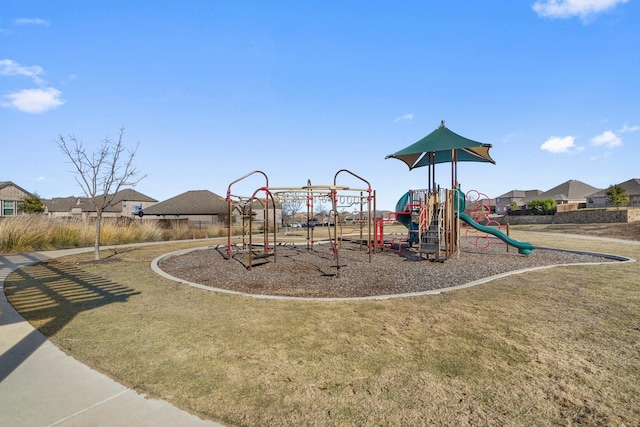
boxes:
[0,248,223,427]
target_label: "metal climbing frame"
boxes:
[226,170,278,269]
[225,169,376,274]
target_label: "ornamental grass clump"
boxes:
[99,220,122,245]
[0,216,165,253]
[93,219,163,245]
[166,222,192,241]
[0,215,48,251]
[204,224,228,238]
[50,221,83,248]
[137,220,163,241]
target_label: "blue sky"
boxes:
[1,0,638,210]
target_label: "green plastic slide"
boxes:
[453,187,533,254]
[395,192,419,243]
[456,212,534,255]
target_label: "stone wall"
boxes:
[494,207,640,225]
[629,209,640,222]
[494,215,555,225]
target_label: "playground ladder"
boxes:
[418,194,440,256]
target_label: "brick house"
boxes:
[537,180,601,211]
[586,178,640,207]
[44,189,157,220]
[140,190,229,225]
[0,181,33,217]
[494,189,542,214]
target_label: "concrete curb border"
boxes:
[151,245,635,302]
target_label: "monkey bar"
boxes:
[225,169,376,276]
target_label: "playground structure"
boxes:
[381,186,534,259]
[225,169,376,275]
[385,120,534,257]
[222,121,533,273]
[378,186,461,260]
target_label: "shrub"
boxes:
[20,193,45,214]
[528,198,557,214]
[507,198,557,216]
[606,184,628,207]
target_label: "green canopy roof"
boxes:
[386,122,495,170]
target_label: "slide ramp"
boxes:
[457,212,534,255]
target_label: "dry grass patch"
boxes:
[4,231,640,426]
[513,222,640,241]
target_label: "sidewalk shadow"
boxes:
[1,260,140,382]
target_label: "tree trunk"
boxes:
[94,213,102,260]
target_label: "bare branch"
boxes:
[57,127,146,260]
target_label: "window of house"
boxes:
[3,200,16,216]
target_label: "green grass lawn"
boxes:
[5,226,640,426]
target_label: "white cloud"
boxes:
[590,130,622,148]
[532,0,629,19]
[2,87,64,113]
[0,59,45,84]
[540,136,577,153]
[1,59,65,113]
[618,123,640,133]
[15,18,50,27]
[394,113,414,123]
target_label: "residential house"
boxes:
[141,190,229,225]
[494,189,542,214]
[586,178,640,207]
[110,189,158,217]
[0,181,33,217]
[246,198,283,227]
[464,196,497,215]
[537,180,601,211]
[45,189,157,220]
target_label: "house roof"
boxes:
[44,196,79,212]
[0,181,33,196]
[141,190,227,216]
[495,189,542,201]
[587,178,640,198]
[111,188,157,203]
[538,180,601,201]
[45,188,156,213]
[45,197,122,213]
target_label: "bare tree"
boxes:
[57,127,145,260]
